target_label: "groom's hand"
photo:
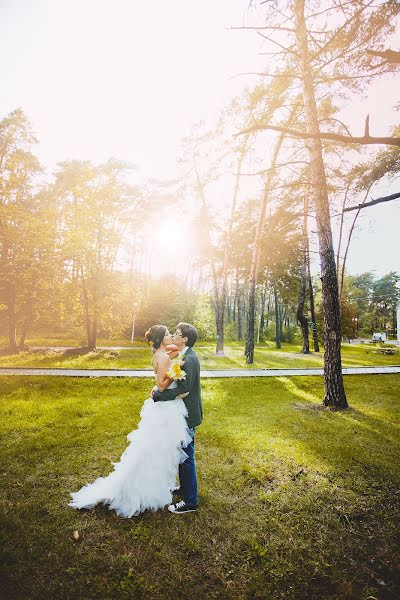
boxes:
[151,386,158,400]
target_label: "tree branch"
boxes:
[257,31,298,55]
[230,71,300,79]
[312,0,374,62]
[319,117,353,137]
[230,25,295,33]
[236,160,309,177]
[235,123,400,147]
[367,49,400,64]
[342,191,400,212]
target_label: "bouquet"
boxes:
[165,344,186,381]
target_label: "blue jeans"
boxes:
[179,427,198,506]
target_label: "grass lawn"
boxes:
[0,342,399,370]
[0,337,147,348]
[1,374,399,599]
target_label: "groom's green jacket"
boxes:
[153,347,202,429]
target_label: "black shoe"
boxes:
[171,485,182,496]
[168,500,198,514]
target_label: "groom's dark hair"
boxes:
[178,322,198,347]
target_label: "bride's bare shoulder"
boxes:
[153,351,170,372]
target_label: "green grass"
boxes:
[1,375,399,599]
[0,336,146,348]
[0,342,399,370]
[0,348,152,369]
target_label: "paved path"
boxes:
[0,366,399,378]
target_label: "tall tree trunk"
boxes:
[18,305,33,350]
[297,252,310,353]
[235,269,243,341]
[80,267,92,349]
[217,144,247,354]
[18,328,27,350]
[266,293,271,328]
[85,314,92,348]
[295,0,347,408]
[195,141,247,355]
[237,298,243,342]
[279,303,285,339]
[259,300,265,342]
[245,128,289,363]
[246,281,256,359]
[307,243,320,352]
[215,300,224,355]
[7,286,18,353]
[297,195,310,353]
[259,280,268,342]
[90,310,97,351]
[274,284,281,349]
[393,307,396,337]
[194,160,223,354]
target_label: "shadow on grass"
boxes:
[1,375,400,600]
[202,376,400,482]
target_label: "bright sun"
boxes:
[149,218,192,278]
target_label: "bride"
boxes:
[69,325,191,518]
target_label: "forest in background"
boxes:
[1,1,400,409]
[0,108,398,351]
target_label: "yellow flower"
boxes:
[167,360,186,380]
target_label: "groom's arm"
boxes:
[152,357,195,402]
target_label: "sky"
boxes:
[1,0,399,277]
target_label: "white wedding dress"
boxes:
[69,381,191,517]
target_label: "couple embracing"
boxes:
[69,323,202,516]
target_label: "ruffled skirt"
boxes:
[69,398,191,517]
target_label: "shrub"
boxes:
[224,321,237,341]
[193,295,216,341]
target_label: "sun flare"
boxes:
[149,218,192,277]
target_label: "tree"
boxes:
[294,0,347,405]
[244,125,288,363]
[307,245,319,352]
[180,111,250,356]
[337,135,400,302]
[244,79,298,363]
[0,109,44,352]
[296,194,310,353]
[238,0,399,406]
[15,187,61,349]
[372,272,400,337]
[341,271,399,339]
[55,159,140,349]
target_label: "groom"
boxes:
[152,322,202,514]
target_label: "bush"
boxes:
[224,321,237,341]
[281,325,301,343]
[261,324,276,342]
[193,296,216,341]
[261,324,301,344]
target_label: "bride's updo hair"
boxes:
[144,325,167,351]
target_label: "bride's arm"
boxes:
[155,354,174,392]
[153,356,193,402]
